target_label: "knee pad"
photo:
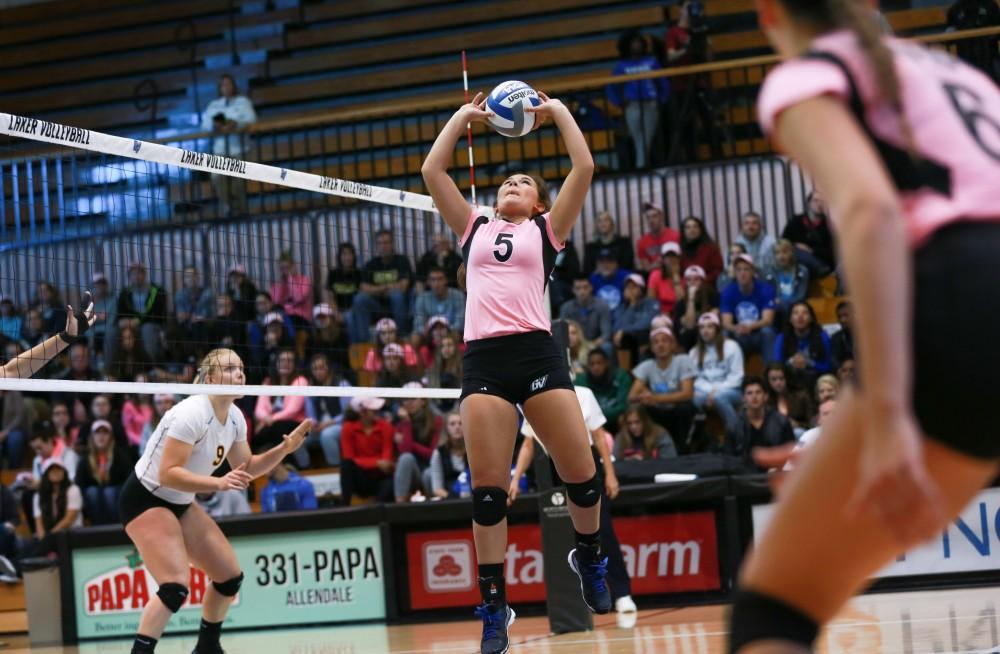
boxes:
[728,589,818,653]
[156,582,189,613]
[565,474,601,508]
[212,572,244,597]
[471,486,508,526]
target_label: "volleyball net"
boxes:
[0,113,467,431]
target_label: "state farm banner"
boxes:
[406,512,720,610]
[73,527,385,639]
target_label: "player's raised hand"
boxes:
[282,419,314,454]
[65,291,96,338]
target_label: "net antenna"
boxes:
[461,51,478,207]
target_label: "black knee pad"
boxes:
[472,486,508,526]
[728,589,819,653]
[565,474,601,508]
[213,572,244,597]
[156,582,189,613]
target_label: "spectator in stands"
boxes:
[416,233,463,291]
[797,397,838,451]
[248,293,295,365]
[51,401,80,453]
[782,189,835,278]
[340,397,395,504]
[680,217,724,286]
[724,377,795,468]
[691,312,744,433]
[0,482,23,580]
[139,394,175,454]
[78,394,128,451]
[225,264,258,323]
[830,301,854,372]
[22,422,78,531]
[567,320,594,379]
[375,343,415,389]
[549,237,582,315]
[608,29,670,170]
[583,211,635,276]
[0,297,22,344]
[20,310,47,348]
[28,459,82,557]
[364,318,420,375]
[260,462,317,513]
[195,489,252,519]
[612,274,659,366]
[53,342,103,424]
[576,349,631,432]
[429,411,468,499]
[205,293,247,356]
[0,390,26,469]
[672,265,719,352]
[417,315,456,370]
[75,420,132,525]
[89,273,116,362]
[121,394,152,453]
[425,331,462,417]
[115,261,168,361]
[308,303,350,376]
[254,348,308,452]
[173,266,214,357]
[590,249,631,314]
[947,0,1000,74]
[636,203,680,272]
[271,250,314,332]
[251,312,295,380]
[764,362,813,439]
[413,266,465,346]
[629,326,696,451]
[394,382,443,503]
[301,353,350,468]
[837,357,856,386]
[352,229,413,339]
[774,301,832,390]
[814,374,840,407]
[648,242,685,316]
[735,211,777,274]
[31,282,66,336]
[720,254,776,361]
[764,239,810,324]
[106,324,152,382]
[716,243,747,293]
[614,406,677,460]
[325,242,362,326]
[560,277,612,352]
[202,73,257,217]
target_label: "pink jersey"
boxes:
[460,209,564,341]
[758,31,1000,247]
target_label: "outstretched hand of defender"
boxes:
[459,92,493,125]
[753,442,802,496]
[846,408,946,546]
[219,463,253,491]
[65,291,96,338]
[282,419,314,454]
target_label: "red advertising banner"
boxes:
[406,512,719,610]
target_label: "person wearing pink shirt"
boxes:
[729,1,1000,652]
[269,251,313,328]
[253,348,308,453]
[423,89,610,654]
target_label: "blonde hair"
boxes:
[194,348,239,384]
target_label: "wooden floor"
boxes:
[7,586,1000,652]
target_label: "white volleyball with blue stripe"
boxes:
[486,80,541,137]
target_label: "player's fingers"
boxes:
[471,91,483,105]
[752,443,798,469]
[537,91,550,102]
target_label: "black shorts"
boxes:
[119,472,191,527]
[913,221,1000,459]
[461,330,575,406]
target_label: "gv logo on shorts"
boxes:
[530,375,549,392]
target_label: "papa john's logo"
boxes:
[422,541,474,593]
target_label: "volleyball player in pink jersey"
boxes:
[422,92,608,654]
[729,1,1000,652]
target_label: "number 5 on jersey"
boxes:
[213,445,225,466]
[493,233,514,262]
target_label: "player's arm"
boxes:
[508,435,535,505]
[227,419,313,479]
[591,426,619,499]
[159,437,251,493]
[531,93,595,243]
[422,93,492,237]
[1,295,95,379]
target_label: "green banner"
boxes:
[72,526,385,639]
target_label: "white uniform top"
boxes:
[520,386,606,454]
[135,395,247,505]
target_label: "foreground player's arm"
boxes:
[422,93,492,237]
[227,419,313,479]
[159,438,253,493]
[531,94,595,243]
[591,426,619,500]
[1,296,95,379]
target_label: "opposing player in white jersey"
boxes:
[0,292,94,379]
[120,348,312,654]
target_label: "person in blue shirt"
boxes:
[720,254,776,362]
[773,301,832,391]
[607,29,670,169]
[611,274,659,366]
[590,249,631,314]
[763,239,810,326]
[260,462,318,513]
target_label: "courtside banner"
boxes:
[0,112,437,212]
[73,527,385,639]
[752,487,1000,579]
[406,512,719,610]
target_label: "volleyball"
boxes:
[486,80,541,137]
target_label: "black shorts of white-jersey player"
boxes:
[0,292,95,379]
[423,91,609,654]
[729,2,1000,654]
[121,348,312,654]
